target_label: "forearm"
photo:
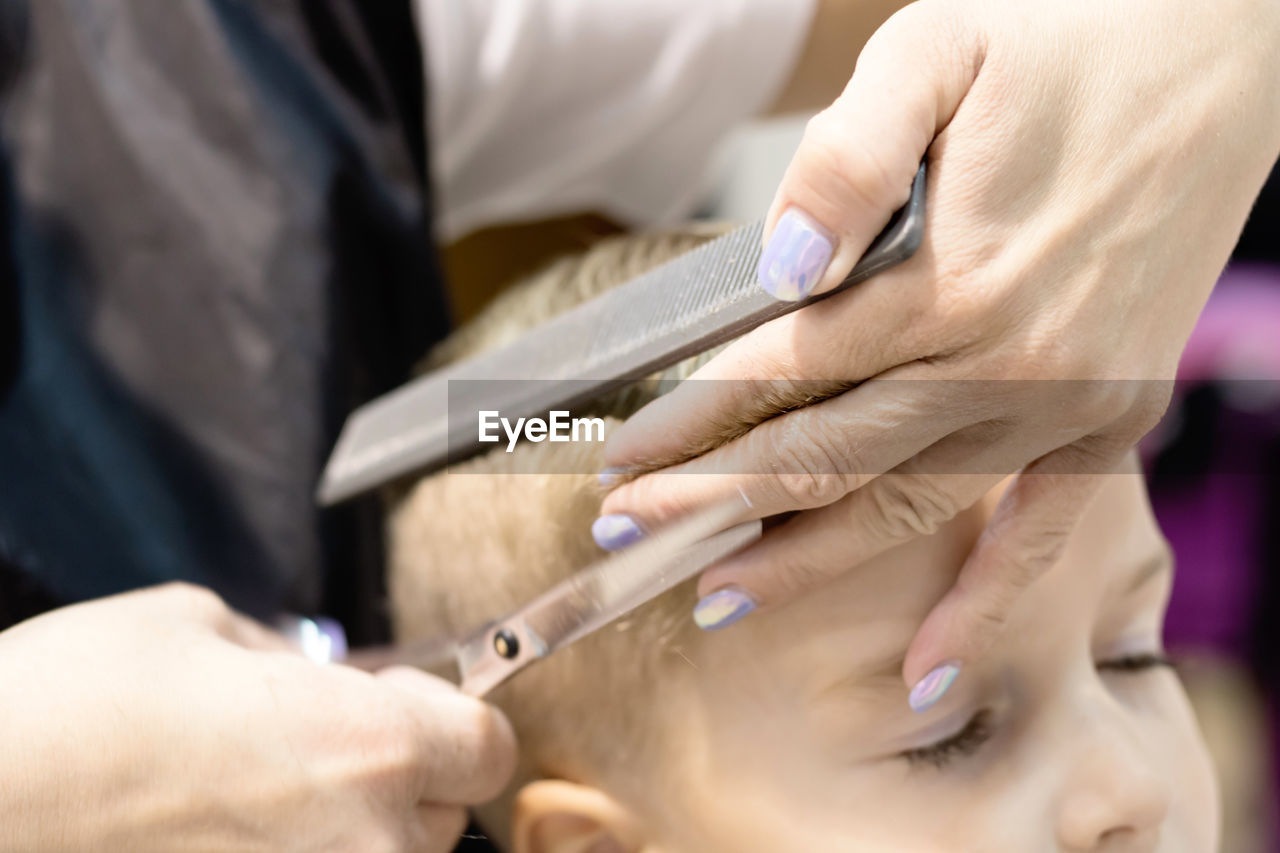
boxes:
[768,0,914,115]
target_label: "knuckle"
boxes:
[799,113,909,218]
[158,582,228,622]
[1012,539,1064,585]
[965,594,1013,642]
[983,526,1069,591]
[1080,380,1138,422]
[1015,374,1131,431]
[764,423,851,509]
[868,476,959,541]
[1057,380,1172,451]
[956,569,1035,642]
[1015,341,1094,385]
[772,471,845,510]
[1125,381,1175,434]
[950,518,1076,649]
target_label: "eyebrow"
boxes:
[1123,542,1176,596]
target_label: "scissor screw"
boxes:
[493,628,520,659]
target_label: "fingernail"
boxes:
[908,662,961,713]
[693,586,758,631]
[598,466,626,488]
[276,615,348,664]
[592,514,646,551]
[757,209,834,302]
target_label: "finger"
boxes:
[121,584,302,660]
[227,613,306,654]
[694,429,1017,618]
[272,614,349,661]
[759,2,982,301]
[604,270,941,471]
[143,581,235,625]
[695,404,1104,620]
[596,376,983,549]
[407,803,470,853]
[901,440,1127,710]
[376,666,518,806]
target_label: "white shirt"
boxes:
[414,0,817,241]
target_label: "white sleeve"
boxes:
[414,0,817,241]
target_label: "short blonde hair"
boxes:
[386,226,731,844]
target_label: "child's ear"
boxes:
[511,779,651,853]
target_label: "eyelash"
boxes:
[900,710,993,769]
[899,653,1175,769]
[1096,651,1175,674]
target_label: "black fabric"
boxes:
[0,0,449,636]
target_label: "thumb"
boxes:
[376,666,519,805]
[759,2,982,301]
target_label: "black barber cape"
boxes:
[4,0,1279,669]
[0,0,449,637]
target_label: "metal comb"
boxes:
[319,163,927,504]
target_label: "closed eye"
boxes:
[895,656,1171,770]
[1097,651,1175,674]
[899,710,994,769]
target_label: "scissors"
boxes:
[290,166,928,689]
[301,492,760,696]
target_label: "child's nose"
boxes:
[1052,707,1172,851]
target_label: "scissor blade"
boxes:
[457,495,761,697]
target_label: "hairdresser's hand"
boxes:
[0,584,515,853]
[598,0,1280,705]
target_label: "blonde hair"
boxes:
[386,226,732,844]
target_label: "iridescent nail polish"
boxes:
[693,586,758,631]
[276,615,348,664]
[757,209,835,301]
[591,513,645,551]
[908,662,961,713]
[598,466,626,488]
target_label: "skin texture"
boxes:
[600,0,1280,693]
[518,465,1220,852]
[0,584,516,853]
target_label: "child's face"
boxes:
[646,470,1218,852]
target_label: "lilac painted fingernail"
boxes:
[908,662,961,713]
[276,615,348,664]
[757,209,835,301]
[598,466,626,488]
[693,586,758,631]
[592,514,646,551]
